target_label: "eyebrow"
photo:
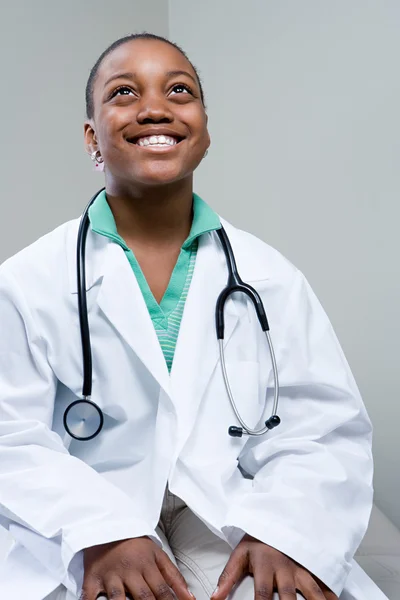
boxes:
[104,72,135,87]
[165,70,198,85]
[104,69,198,88]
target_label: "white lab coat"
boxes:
[0,214,387,600]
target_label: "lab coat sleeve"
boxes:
[221,269,373,598]
[0,269,161,594]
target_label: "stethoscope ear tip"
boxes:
[228,426,243,437]
[265,415,281,430]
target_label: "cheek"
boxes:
[178,103,208,137]
[96,109,129,151]
[193,109,208,136]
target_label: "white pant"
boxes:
[46,488,302,600]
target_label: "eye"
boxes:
[170,83,193,96]
[110,85,135,98]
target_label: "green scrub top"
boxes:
[88,190,221,372]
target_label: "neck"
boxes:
[104,177,194,249]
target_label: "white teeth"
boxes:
[136,135,178,147]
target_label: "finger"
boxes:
[143,566,178,600]
[295,571,326,600]
[274,571,297,600]
[124,575,155,600]
[156,551,194,600]
[104,577,127,599]
[322,591,339,600]
[317,580,338,600]
[211,547,248,600]
[80,576,105,600]
[252,561,274,600]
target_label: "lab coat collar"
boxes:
[96,241,172,396]
[67,217,270,292]
[67,219,107,293]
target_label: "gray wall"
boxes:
[0,0,168,559]
[169,0,400,527]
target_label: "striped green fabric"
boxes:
[88,191,220,372]
[154,240,198,371]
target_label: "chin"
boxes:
[130,165,190,186]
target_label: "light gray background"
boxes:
[0,0,398,561]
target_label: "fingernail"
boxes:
[189,593,195,599]
[211,586,219,598]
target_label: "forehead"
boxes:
[95,39,196,87]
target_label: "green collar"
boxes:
[88,190,221,249]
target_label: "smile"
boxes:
[127,134,184,150]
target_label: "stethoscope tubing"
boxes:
[76,189,106,398]
[215,227,280,436]
[215,228,270,335]
[218,331,279,436]
[64,189,280,441]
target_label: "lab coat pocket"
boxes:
[224,361,265,430]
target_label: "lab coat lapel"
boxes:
[171,230,242,441]
[96,242,171,397]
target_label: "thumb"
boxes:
[211,548,248,600]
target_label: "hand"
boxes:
[81,536,195,600]
[211,534,338,600]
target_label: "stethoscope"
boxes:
[63,188,281,441]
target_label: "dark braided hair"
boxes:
[85,32,206,119]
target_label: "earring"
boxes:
[90,149,105,172]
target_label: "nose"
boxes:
[136,94,174,124]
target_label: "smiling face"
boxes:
[84,39,210,191]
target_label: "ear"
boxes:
[204,113,211,150]
[84,120,98,155]
[206,128,211,151]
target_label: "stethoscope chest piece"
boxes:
[63,398,104,441]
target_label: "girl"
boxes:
[0,33,383,600]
